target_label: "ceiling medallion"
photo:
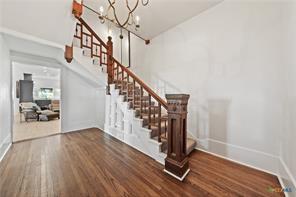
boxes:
[98,0,149,32]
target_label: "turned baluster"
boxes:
[133,79,136,109]
[100,45,102,66]
[127,75,130,99]
[164,119,167,138]
[80,25,83,48]
[91,35,93,58]
[148,95,151,129]
[112,62,115,82]
[158,103,161,142]
[86,36,88,47]
[121,70,124,94]
[75,24,78,37]
[121,69,124,93]
[116,64,119,85]
[153,105,156,122]
[140,87,143,118]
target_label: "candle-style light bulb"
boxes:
[108,29,112,37]
[135,16,140,29]
[99,6,105,23]
[135,16,140,25]
[99,6,104,16]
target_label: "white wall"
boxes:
[61,67,105,132]
[0,34,12,160]
[281,1,296,192]
[132,1,286,174]
[95,88,106,130]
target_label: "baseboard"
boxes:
[62,120,99,133]
[104,126,165,165]
[0,135,12,162]
[0,143,11,162]
[195,138,279,176]
[164,169,190,181]
[278,158,296,197]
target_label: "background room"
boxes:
[12,62,61,142]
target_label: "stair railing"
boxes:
[74,18,169,143]
[112,58,168,143]
[70,14,191,180]
[74,18,108,70]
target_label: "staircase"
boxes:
[69,15,196,179]
[109,60,196,156]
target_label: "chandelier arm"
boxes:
[128,13,136,26]
[107,0,131,27]
[106,0,139,28]
[126,0,139,13]
[142,0,149,6]
[82,4,150,44]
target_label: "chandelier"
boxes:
[98,0,149,31]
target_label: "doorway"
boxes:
[12,62,61,142]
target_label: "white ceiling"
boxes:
[13,62,60,80]
[0,0,222,45]
[1,0,75,46]
[83,0,223,39]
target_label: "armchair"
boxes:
[19,102,40,122]
[50,100,60,112]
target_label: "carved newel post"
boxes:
[106,36,113,94]
[164,94,190,181]
[107,36,113,85]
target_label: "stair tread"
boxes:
[144,122,167,129]
[187,138,196,148]
[186,138,197,155]
[115,82,133,86]
[121,88,140,92]
[141,114,167,119]
[158,137,196,155]
[135,105,159,109]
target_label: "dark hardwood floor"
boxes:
[0,128,283,197]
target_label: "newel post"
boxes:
[107,36,113,85]
[164,94,190,181]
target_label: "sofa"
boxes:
[19,101,60,122]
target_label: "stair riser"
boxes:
[134,109,160,116]
[150,129,167,138]
[161,141,168,153]
[142,118,167,127]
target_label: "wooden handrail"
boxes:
[112,58,168,110]
[72,16,169,143]
[77,17,108,49]
[71,13,191,180]
[73,17,168,109]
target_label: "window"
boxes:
[38,88,53,100]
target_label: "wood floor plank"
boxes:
[0,128,284,197]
